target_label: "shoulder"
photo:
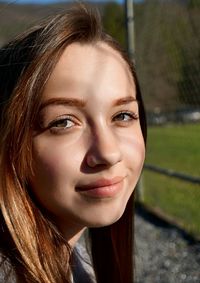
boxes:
[0,253,17,283]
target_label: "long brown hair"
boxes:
[0,4,146,283]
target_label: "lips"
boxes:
[76,176,125,198]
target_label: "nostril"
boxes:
[86,147,122,168]
[86,155,99,168]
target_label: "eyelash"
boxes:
[112,111,139,123]
[48,111,138,134]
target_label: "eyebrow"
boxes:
[40,96,137,111]
[40,98,86,111]
[112,96,137,106]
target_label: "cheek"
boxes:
[119,129,145,167]
[31,136,85,188]
[119,130,145,201]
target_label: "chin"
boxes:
[85,202,127,228]
[75,190,132,228]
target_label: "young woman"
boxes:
[0,5,146,283]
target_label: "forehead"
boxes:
[42,42,135,102]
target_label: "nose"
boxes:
[86,126,122,168]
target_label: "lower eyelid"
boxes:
[49,122,77,134]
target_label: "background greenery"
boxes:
[143,123,200,238]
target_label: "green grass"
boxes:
[145,123,200,176]
[142,123,200,237]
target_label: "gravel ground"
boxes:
[135,208,200,283]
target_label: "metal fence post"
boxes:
[125,0,143,202]
[125,0,135,62]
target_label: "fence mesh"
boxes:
[133,0,200,237]
[135,0,200,113]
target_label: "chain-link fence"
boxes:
[133,0,200,238]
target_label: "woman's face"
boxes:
[31,42,145,242]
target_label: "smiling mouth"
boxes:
[76,176,125,198]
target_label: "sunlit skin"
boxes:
[30,42,145,245]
